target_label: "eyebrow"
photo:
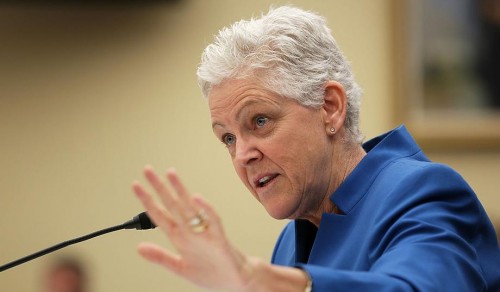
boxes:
[211,99,262,130]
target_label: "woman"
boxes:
[132,6,500,291]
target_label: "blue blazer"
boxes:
[271,126,500,291]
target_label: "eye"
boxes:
[255,116,268,128]
[222,133,236,146]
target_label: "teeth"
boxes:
[258,175,272,187]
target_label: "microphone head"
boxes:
[123,212,156,230]
[136,212,156,230]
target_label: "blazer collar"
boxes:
[331,125,424,214]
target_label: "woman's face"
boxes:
[209,79,335,220]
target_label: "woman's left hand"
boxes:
[132,166,257,291]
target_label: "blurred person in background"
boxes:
[42,257,87,292]
[132,5,500,291]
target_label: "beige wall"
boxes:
[0,1,498,291]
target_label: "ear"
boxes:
[322,80,347,135]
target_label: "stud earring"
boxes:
[330,127,336,133]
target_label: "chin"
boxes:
[262,202,296,220]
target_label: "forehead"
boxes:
[210,79,270,103]
[209,79,283,113]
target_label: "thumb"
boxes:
[138,242,184,274]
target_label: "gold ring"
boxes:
[188,213,208,233]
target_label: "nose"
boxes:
[233,136,262,167]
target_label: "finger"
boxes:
[191,194,224,235]
[132,181,176,232]
[143,166,180,211]
[138,242,185,276]
[166,169,193,208]
[164,168,200,220]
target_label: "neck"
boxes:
[306,142,366,227]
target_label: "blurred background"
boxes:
[1,0,498,291]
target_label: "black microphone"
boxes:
[122,211,156,230]
[0,212,156,272]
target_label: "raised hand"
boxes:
[132,166,257,291]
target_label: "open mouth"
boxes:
[256,174,279,188]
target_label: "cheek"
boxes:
[280,135,329,185]
[234,166,262,202]
[233,162,253,189]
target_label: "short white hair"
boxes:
[197,5,363,143]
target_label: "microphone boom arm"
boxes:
[0,212,155,272]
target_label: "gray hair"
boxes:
[197,6,363,143]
